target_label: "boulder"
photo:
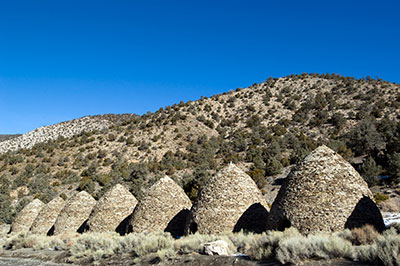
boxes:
[204,240,231,256]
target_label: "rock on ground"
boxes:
[204,240,231,256]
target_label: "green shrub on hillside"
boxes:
[359,157,382,187]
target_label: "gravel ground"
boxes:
[0,257,70,266]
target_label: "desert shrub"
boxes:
[123,163,149,199]
[103,158,113,166]
[275,233,354,264]
[4,233,65,251]
[9,166,18,175]
[0,193,13,223]
[159,151,186,172]
[374,228,400,266]
[347,119,385,156]
[359,157,382,187]
[182,167,212,201]
[246,227,302,260]
[328,140,354,160]
[330,112,347,131]
[73,154,89,169]
[95,174,112,187]
[70,232,121,260]
[248,168,266,189]
[290,147,310,164]
[28,173,50,194]
[138,141,150,151]
[246,115,262,128]
[389,223,400,234]
[3,232,31,250]
[12,174,29,189]
[349,225,380,245]
[81,163,97,178]
[107,133,116,141]
[123,232,174,257]
[34,190,56,204]
[5,154,24,165]
[14,197,30,215]
[247,228,355,264]
[374,192,390,203]
[56,170,79,184]
[126,136,134,145]
[271,124,286,136]
[60,193,68,200]
[30,235,65,251]
[265,157,283,176]
[203,119,214,129]
[77,177,96,194]
[388,152,400,184]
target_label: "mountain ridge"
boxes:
[0,72,399,224]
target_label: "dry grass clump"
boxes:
[2,232,66,250]
[246,227,355,264]
[390,223,400,234]
[69,231,175,262]
[1,226,399,265]
[69,232,122,260]
[115,232,174,258]
[375,228,400,266]
[356,227,400,266]
[349,224,380,245]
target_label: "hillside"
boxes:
[0,135,21,143]
[0,73,399,224]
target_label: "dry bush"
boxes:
[356,227,400,266]
[122,232,174,257]
[390,223,400,234]
[70,232,121,260]
[1,227,398,265]
[3,232,68,251]
[375,228,400,266]
[275,233,355,264]
[246,227,302,260]
[2,233,30,250]
[350,225,380,245]
[223,231,265,254]
[246,228,355,264]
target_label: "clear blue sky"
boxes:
[0,0,399,134]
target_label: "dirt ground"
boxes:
[0,249,375,266]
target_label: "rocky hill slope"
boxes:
[0,135,21,143]
[0,117,111,154]
[0,73,399,224]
